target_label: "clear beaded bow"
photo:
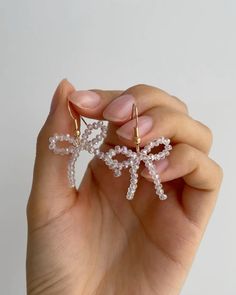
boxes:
[48,120,107,187]
[48,101,172,201]
[98,137,172,200]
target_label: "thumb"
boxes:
[27,79,78,228]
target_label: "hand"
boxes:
[26,80,223,295]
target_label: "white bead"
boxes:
[115,145,121,153]
[121,146,128,154]
[123,161,129,168]
[92,138,98,145]
[114,169,121,177]
[94,148,100,156]
[96,134,102,141]
[159,194,167,200]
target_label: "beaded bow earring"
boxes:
[48,100,108,187]
[97,104,172,200]
[48,100,172,200]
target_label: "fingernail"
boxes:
[116,116,153,140]
[141,159,169,178]
[68,90,100,109]
[103,94,135,121]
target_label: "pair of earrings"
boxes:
[48,101,172,200]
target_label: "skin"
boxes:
[26,80,223,295]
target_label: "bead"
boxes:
[114,169,122,177]
[159,194,167,201]
[114,145,121,153]
[49,143,55,150]
[121,146,128,154]
[92,122,98,129]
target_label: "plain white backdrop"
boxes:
[0,0,235,294]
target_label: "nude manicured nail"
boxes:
[68,90,100,109]
[116,116,153,140]
[103,94,135,121]
[141,159,169,178]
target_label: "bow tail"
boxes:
[67,148,81,188]
[146,162,167,201]
[126,166,139,200]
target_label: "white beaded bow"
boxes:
[48,120,172,201]
[48,121,108,187]
[98,137,172,200]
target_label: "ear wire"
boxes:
[67,100,88,138]
[132,103,141,152]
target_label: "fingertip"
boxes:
[55,78,75,98]
[50,79,75,115]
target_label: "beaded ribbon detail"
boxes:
[48,121,172,200]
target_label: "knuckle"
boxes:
[133,83,150,90]
[129,83,161,95]
[206,126,213,144]
[172,95,188,113]
[196,120,214,147]
[214,162,224,183]
[180,100,188,112]
[171,96,188,113]
[127,83,153,96]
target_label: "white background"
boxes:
[0,0,235,294]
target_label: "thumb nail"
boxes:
[68,90,101,109]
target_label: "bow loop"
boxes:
[80,121,107,153]
[49,134,78,155]
[141,137,171,161]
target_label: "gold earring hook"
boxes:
[132,103,141,152]
[67,100,88,138]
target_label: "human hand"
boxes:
[26,80,223,295]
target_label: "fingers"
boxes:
[141,143,223,226]
[67,83,211,154]
[68,84,188,122]
[111,107,212,153]
[27,79,77,227]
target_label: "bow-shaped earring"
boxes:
[48,100,171,200]
[48,100,107,187]
[98,104,172,200]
